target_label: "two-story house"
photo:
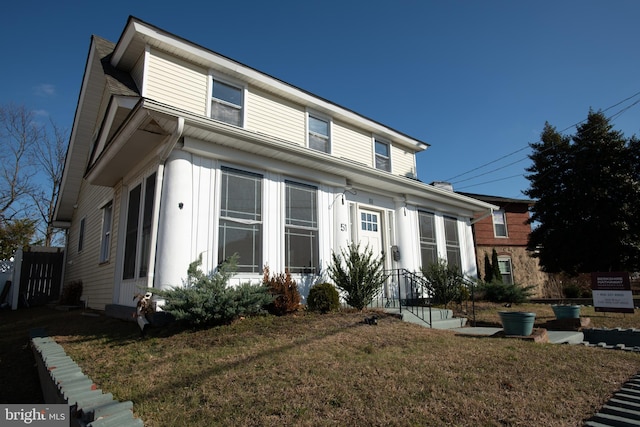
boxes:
[53,16,496,311]
[459,192,546,295]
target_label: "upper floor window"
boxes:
[444,216,461,270]
[308,114,330,153]
[418,211,437,270]
[211,79,243,126]
[492,210,508,237]
[218,167,262,273]
[374,139,391,172]
[285,181,318,274]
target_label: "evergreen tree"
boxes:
[491,249,502,283]
[483,252,493,283]
[525,111,640,273]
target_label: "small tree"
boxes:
[483,252,493,283]
[491,249,502,283]
[328,242,387,310]
[421,259,467,309]
[307,282,340,313]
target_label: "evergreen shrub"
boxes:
[307,282,340,313]
[154,254,273,328]
[480,281,535,304]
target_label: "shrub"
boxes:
[60,280,83,306]
[480,281,535,304]
[263,266,301,315]
[421,259,467,309]
[307,283,340,313]
[328,242,387,310]
[154,254,273,328]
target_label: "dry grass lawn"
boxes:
[2,304,640,426]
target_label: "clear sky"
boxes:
[2,1,639,200]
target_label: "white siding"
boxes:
[64,180,120,310]
[332,120,372,166]
[391,145,416,178]
[246,88,306,145]
[145,49,208,115]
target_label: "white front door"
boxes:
[358,208,384,260]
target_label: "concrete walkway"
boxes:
[450,326,585,344]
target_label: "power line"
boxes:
[443,90,640,183]
[445,92,640,188]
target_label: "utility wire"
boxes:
[444,90,640,183]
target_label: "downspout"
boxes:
[148,117,184,290]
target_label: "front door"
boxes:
[358,208,383,260]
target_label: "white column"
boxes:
[332,190,351,255]
[394,198,416,272]
[155,150,193,290]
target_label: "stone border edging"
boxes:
[30,329,143,427]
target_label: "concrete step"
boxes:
[384,307,467,329]
[430,317,468,329]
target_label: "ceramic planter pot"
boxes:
[551,304,581,319]
[498,311,536,336]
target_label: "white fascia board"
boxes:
[54,39,99,222]
[111,18,428,152]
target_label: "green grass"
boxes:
[2,305,640,426]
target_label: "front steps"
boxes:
[385,307,467,329]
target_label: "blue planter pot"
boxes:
[552,305,580,319]
[498,311,536,336]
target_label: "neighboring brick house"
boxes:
[53,16,496,311]
[459,192,546,295]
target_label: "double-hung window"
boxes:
[218,167,262,273]
[211,79,243,126]
[308,115,330,153]
[498,256,513,284]
[99,201,113,263]
[123,173,156,280]
[492,210,508,237]
[374,139,391,172]
[285,181,318,274]
[418,211,437,270]
[444,216,462,270]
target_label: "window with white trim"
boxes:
[444,216,462,270]
[99,201,113,263]
[493,210,508,237]
[285,181,318,274]
[498,256,513,284]
[211,78,244,126]
[418,211,437,270]
[218,167,263,273]
[123,172,156,280]
[374,138,391,172]
[308,114,330,153]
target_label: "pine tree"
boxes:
[525,111,640,273]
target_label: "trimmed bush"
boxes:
[307,283,340,313]
[60,280,83,306]
[480,281,535,304]
[154,254,273,328]
[263,266,301,315]
[421,259,467,309]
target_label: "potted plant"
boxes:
[498,311,536,336]
[551,304,581,319]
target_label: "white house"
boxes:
[53,16,496,311]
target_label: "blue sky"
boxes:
[2,1,639,199]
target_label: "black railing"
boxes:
[366,269,434,327]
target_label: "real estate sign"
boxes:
[591,272,634,313]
